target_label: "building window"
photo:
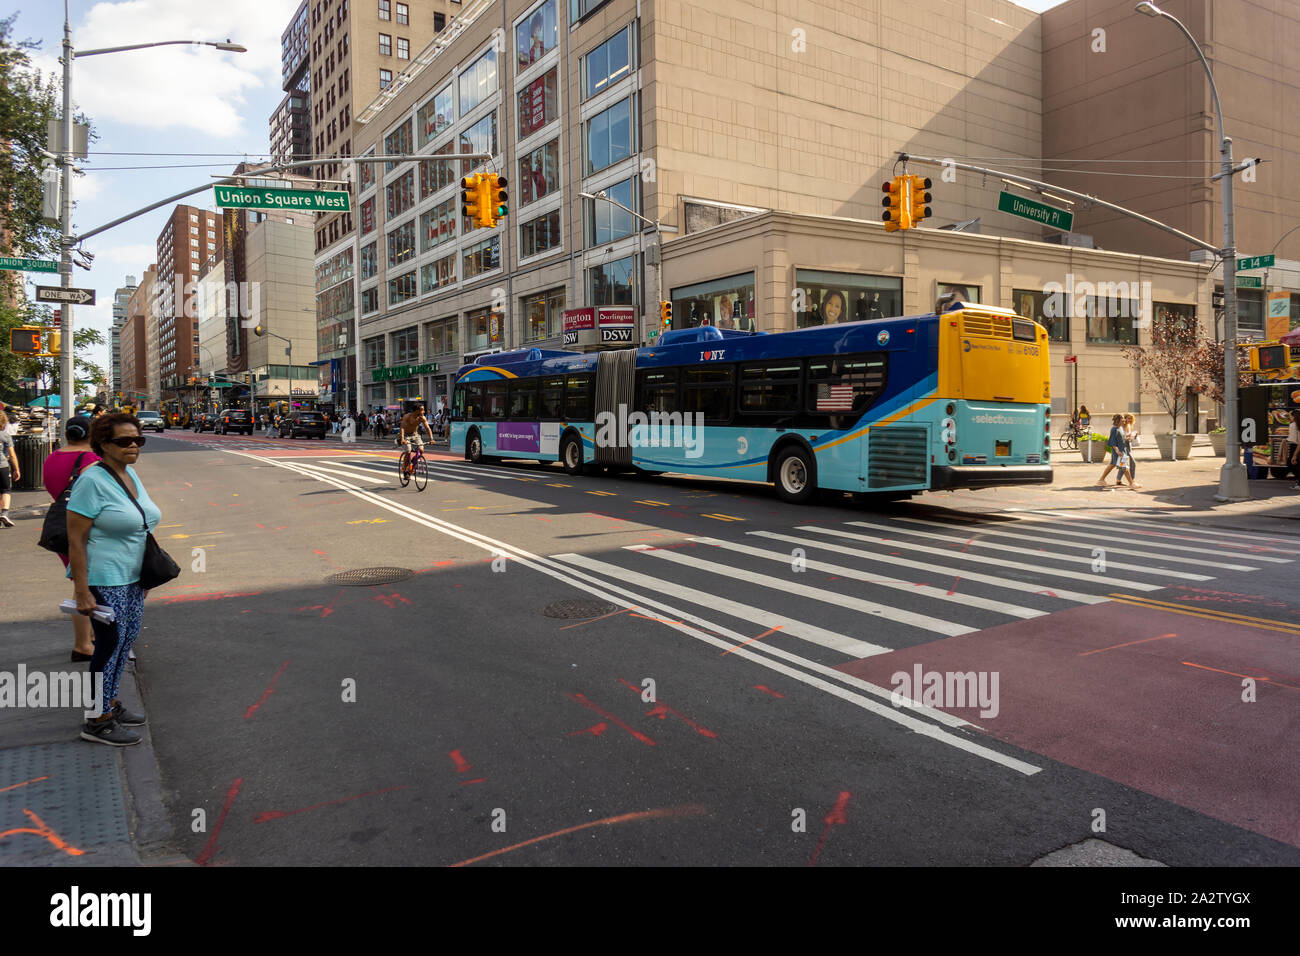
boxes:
[384,119,413,172]
[466,307,491,352]
[420,141,458,197]
[359,149,376,190]
[420,198,458,251]
[463,236,501,281]
[517,67,559,139]
[1013,288,1069,343]
[391,327,419,364]
[520,209,562,259]
[523,287,565,342]
[518,139,560,207]
[364,336,386,368]
[516,0,558,72]
[379,34,391,57]
[795,269,901,329]
[585,96,633,175]
[380,69,392,89]
[587,177,636,244]
[397,37,409,59]
[459,47,498,115]
[360,197,376,235]
[418,83,454,144]
[1085,294,1141,345]
[671,273,756,332]
[458,110,498,178]
[421,253,457,293]
[585,25,632,99]
[388,270,418,306]
[428,317,458,355]
[378,0,390,20]
[386,169,415,219]
[387,220,416,268]
[361,287,379,315]
[588,255,636,307]
[396,2,408,24]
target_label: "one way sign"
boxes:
[35,285,96,305]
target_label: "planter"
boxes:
[1079,440,1108,463]
[1209,432,1226,457]
[1155,432,1195,461]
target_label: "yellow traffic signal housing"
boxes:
[909,175,933,226]
[46,330,62,356]
[462,174,490,229]
[1251,343,1289,372]
[660,300,672,329]
[486,173,508,225]
[881,177,912,232]
[10,326,42,354]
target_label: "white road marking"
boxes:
[1028,510,1300,555]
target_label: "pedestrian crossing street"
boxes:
[549,510,1299,668]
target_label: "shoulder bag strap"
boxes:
[96,461,149,532]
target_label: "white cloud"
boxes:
[96,243,159,267]
[33,0,299,138]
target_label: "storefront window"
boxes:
[1085,294,1141,345]
[1236,289,1264,335]
[794,270,902,329]
[428,317,458,355]
[523,288,565,341]
[1013,288,1069,342]
[516,0,558,72]
[671,273,756,332]
[391,327,419,365]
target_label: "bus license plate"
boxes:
[995,441,1011,457]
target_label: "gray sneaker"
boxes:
[80,717,141,747]
[0,512,14,528]
[112,700,146,726]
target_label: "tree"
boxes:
[1192,338,1252,408]
[1121,307,1206,434]
[0,15,60,260]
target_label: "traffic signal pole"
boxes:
[59,1,75,429]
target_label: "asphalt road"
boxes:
[118,430,1300,866]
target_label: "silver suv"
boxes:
[136,410,166,433]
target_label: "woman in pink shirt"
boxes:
[42,415,100,661]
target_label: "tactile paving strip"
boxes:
[0,743,130,862]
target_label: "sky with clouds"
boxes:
[14,0,1067,379]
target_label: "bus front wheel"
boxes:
[561,434,584,475]
[467,431,483,464]
[774,447,816,504]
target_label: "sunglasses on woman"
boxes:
[107,436,147,448]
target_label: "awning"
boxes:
[308,359,331,366]
[27,395,59,407]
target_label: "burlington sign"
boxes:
[214,185,351,212]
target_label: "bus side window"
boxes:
[484,380,507,419]
[636,368,679,414]
[453,385,466,419]
[540,377,564,419]
[564,373,592,420]
[682,365,733,423]
[508,378,539,419]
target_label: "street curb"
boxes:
[116,662,190,865]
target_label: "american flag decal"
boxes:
[816,384,855,410]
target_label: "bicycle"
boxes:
[397,441,429,491]
[1057,418,1085,451]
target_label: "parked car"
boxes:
[216,408,254,435]
[137,410,166,433]
[279,411,328,440]
[192,412,217,432]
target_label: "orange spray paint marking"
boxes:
[458,778,487,786]
[808,791,851,867]
[565,693,656,747]
[244,661,290,719]
[448,750,473,774]
[372,591,411,608]
[1079,633,1178,657]
[253,785,408,823]
[0,775,49,794]
[567,722,609,737]
[720,625,783,657]
[195,777,243,866]
[0,809,85,856]
[1182,661,1300,691]
[449,805,709,867]
[947,577,961,596]
[754,685,785,698]
[618,679,719,738]
[560,607,630,630]
[629,612,682,626]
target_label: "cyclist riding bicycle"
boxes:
[398,404,434,456]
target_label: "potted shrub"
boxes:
[1155,431,1196,460]
[1209,426,1226,457]
[1079,432,1109,463]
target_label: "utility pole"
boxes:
[59,0,75,428]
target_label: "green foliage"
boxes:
[0,15,60,260]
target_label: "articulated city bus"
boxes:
[449,301,1052,502]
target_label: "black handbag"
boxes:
[37,452,88,554]
[97,462,181,590]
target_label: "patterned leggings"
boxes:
[87,584,144,716]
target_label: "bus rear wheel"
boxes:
[774,447,816,504]
[561,434,584,475]
[467,431,483,463]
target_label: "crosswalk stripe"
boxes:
[629,545,975,637]
[802,526,1164,592]
[321,459,483,483]
[298,461,473,483]
[688,536,1045,619]
[892,515,1267,570]
[1028,509,1300,555]
[750,531,1107,604]
[552,552,889,657]
[846,520,1212,581]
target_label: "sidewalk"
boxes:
[0,504,179,866]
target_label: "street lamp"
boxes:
[1136,1,1247,500]
[580,191,663,346]
[56,0,245,431]
[254,325,293,414]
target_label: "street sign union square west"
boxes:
[214,185,351,212]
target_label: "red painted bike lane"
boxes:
[836,601,1300,849]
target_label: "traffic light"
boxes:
[461,173,490,229]
[1251,344,1289,371]
[9,327,41,354]
[46,330,61,356]
[909,175,933,226]
[660,300,672,330]
[881,177,911,232]
[486,173,508,225]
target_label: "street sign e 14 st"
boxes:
[0,256,58,273]
[35,285,95,305]
[214,184,351,212]
[1236,254,1275,271]
[997,191,1073,232]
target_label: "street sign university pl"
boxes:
[214,185,351,212]
[35,285,95,305]
[997,191,1074,232]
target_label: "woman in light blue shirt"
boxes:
[67,413,162,747]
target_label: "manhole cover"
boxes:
[328,567,414,587]
[543,599,619,620]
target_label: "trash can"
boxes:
[14,435,54,490]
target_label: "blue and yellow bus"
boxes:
[449,301,1052,502]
